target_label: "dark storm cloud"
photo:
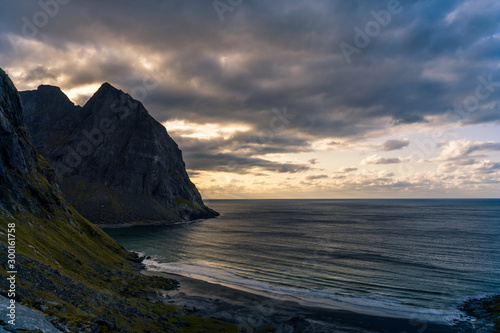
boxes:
[173,133,312,173]
[462,107,500,125]
[185,152,309,174]
[1,0,499,173]
[174,132,312,158]
[23,65,57,81]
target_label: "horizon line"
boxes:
[204,197,500,200]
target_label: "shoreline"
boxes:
[96,217,214,229]
[142,269,464,333]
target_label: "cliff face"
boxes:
[0,67,146,331]
[0,68,234,332]
[0,70,65,217]
[21,83,217,225]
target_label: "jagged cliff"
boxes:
[21,83,217,225]
[0,68,234,332]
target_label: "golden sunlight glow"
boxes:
[140,57,154,70]
[63,83,103,105]
[163,120,252,140]
[219,56,228,67]
[190,171,303,199]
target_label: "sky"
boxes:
[1,0,499,199]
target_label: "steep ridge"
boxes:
[21,83,217,225]
[0,68,235,332]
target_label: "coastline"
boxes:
[96,217,214,229]
[142,269,463,333]
[105,199,500,333]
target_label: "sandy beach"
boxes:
[142,270,463,333]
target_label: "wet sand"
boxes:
[142,270,463,333]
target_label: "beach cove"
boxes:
[105,199,500,332]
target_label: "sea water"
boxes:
[105,199,500,325]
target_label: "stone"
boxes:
[0,296,62,333]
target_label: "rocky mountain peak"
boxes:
[27,85,75,108]
[82,82,150,122]
[92,82,123,100]
[20,82,217,224]
[37,84,67,95]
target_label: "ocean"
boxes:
[104,199,500,326]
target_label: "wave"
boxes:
[142,257,462,325]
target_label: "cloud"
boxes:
[339,167,358,173]
[1,0,499,143]
[473,160,500,173]
[362,155,409,165]
[462,106,500,125]
[432,140,500,177]
[438,140,500,160]
[380,139,410,151]
[306,174,329,180]
[185,152,309,174]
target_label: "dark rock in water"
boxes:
[21,83,217,224]
[457,296,500,332]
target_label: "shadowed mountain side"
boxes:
[0,71,64,216]
[21,83,217,225]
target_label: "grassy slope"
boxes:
[0,193,241,332]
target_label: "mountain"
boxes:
[0,67,234,332]
[21,83,217,225]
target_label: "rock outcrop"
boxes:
[458,296,500,332]
[21,83,217,225]
[0,296,62,332]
